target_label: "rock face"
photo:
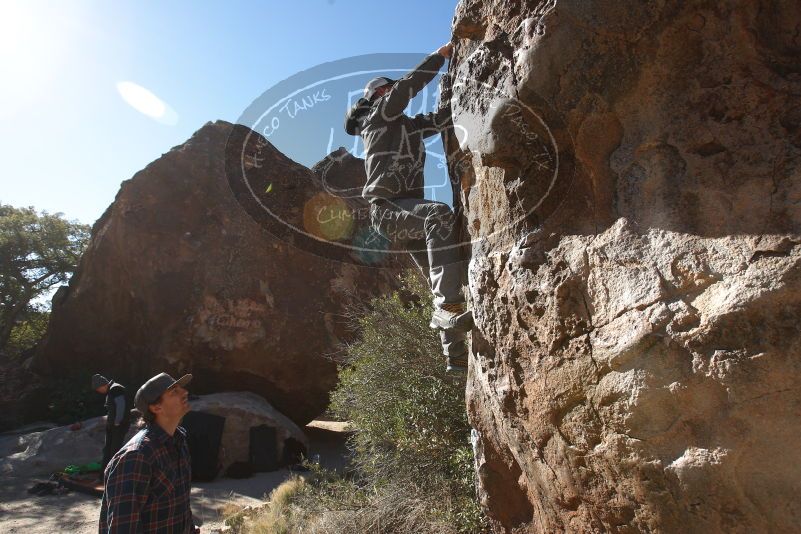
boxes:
[0,364,49,432]
[32,120,401,425]
[450,1,801,532]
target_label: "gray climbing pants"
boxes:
[369,197,464,307]
[440,329,468,358]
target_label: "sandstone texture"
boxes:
[31,120,401,425]
[449,1,801,532]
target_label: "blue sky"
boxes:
[0,0,459,224]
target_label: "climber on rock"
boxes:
[344,42,472,373]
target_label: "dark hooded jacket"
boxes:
[105,380,131,429]
[344,52,452,203]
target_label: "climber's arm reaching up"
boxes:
[380,43,453,119]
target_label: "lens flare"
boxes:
[116,81,178,125]
[303,192,354,242]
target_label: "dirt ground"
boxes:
[0,420,350,534]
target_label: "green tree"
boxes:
[0,204,90,352]
[5,306,50,359]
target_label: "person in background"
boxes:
[99,372,198,533]
[92,373,132,471]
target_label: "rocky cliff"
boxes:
[450,0,801,532]
[32,120,402,425]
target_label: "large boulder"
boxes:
[0,415,125,477]
[451,0,801,532]
[31,120,402,425]
[189,392,307,473]
[0,392,307,477]
[0,363,50,432]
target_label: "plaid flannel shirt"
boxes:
[99,423,193,533]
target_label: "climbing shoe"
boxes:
[446,355,469,374]
[430,302,474,332]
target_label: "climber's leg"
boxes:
[440,329,468,373]
[406,239,432,291]
[409,200,472,332]
[425,204,464,308]
[370,198,463,303]
[369,198,472,332]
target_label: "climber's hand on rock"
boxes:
[437,43,453,58]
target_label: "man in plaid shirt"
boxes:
[99,372,198,533]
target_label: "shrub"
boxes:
[330,271,479,510]
[3,307,50,361]
[343,271,485,532]
[238,270,487,534]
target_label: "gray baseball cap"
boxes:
[91,374,110,390]
[134,372,192,416]
[364,76,395,101]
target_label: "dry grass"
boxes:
[230,477,306,534]
[269,477,306,511]
[234,474,472,534]
[218,502,247,520]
